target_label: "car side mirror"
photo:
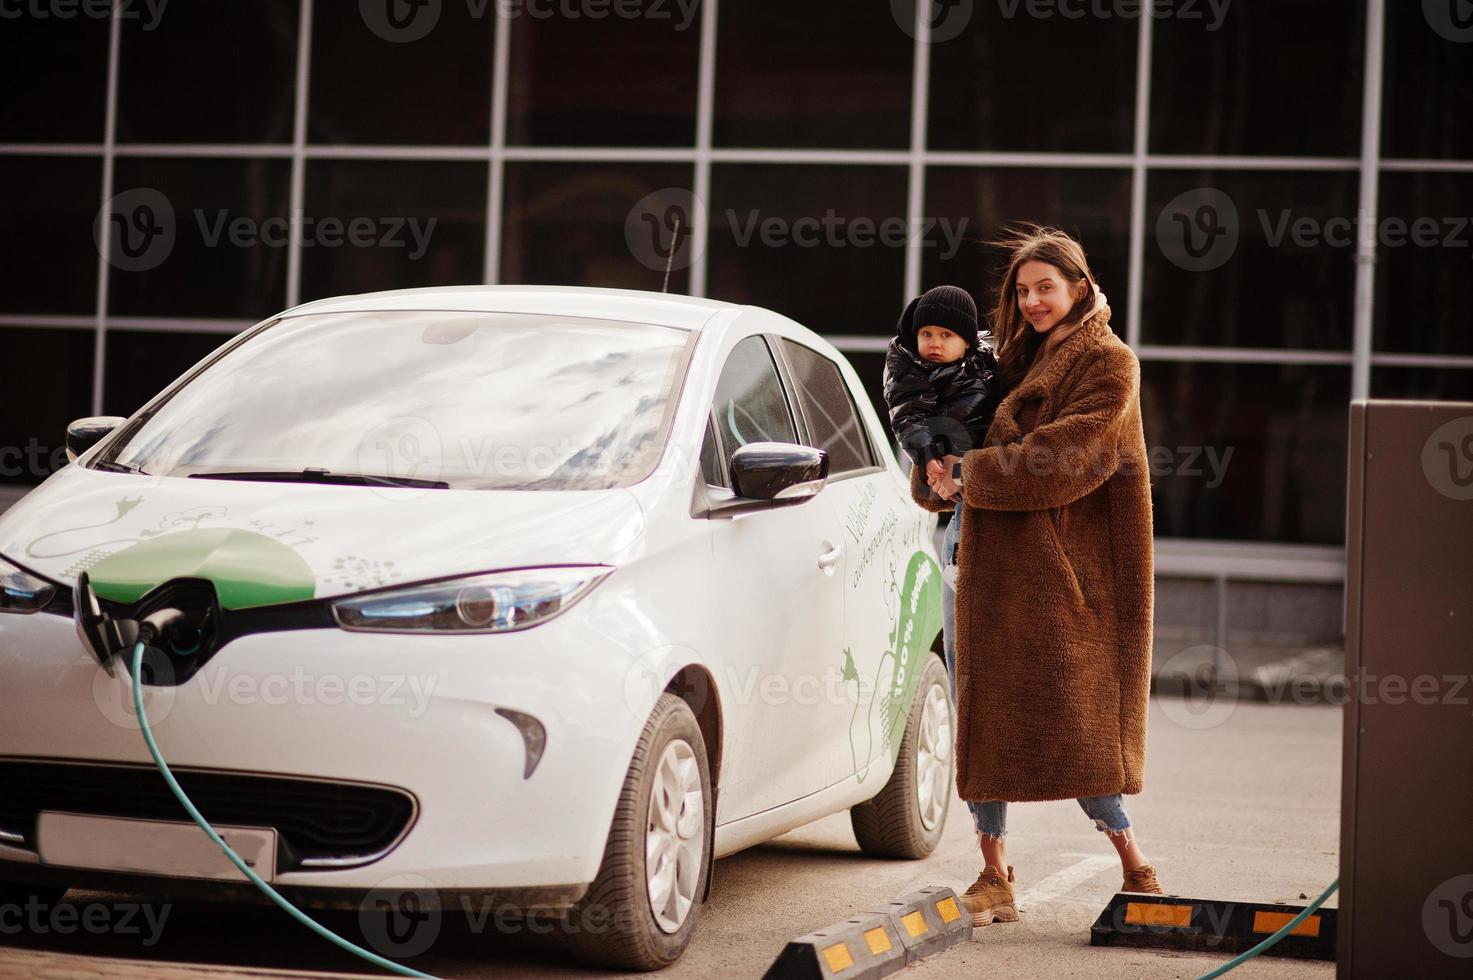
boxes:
[65,416,126,463]
[690,442,830,520]
[730,442,829,501]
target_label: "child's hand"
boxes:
[925,459,944,480]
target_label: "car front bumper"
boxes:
[0,600,655,898]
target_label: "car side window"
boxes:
[711,336,798,474]
[698,415,725,488]
[778,339,874,475]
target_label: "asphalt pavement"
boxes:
[0,697,1341,979]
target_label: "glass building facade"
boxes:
[1,0,1470,560]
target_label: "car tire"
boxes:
[850,655,953,859]
[565,692,713,971]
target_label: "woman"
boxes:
[914,225,1164,926]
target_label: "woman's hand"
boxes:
[925,459,944,480]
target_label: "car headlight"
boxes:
[0,555,57,615]
[330,566,612,634]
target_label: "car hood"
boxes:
[0,465,645,609]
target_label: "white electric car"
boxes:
[0,285,950,969]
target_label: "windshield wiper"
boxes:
[93,459,147,475]
[187,468,449,489]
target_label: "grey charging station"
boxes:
[1340,399,1473,976]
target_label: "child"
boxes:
[881,285,1001,588]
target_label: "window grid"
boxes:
[1351,0,1387,402]
[1125,4,1154,349]
[284,0,313,309]
[686,0,718,299]
[482,0,511,286]
[89,3,123,420]
[902,0,932,301]
[3,0,1469,551]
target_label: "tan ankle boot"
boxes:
[961,864,1019,925]
[1122,863,1164,894]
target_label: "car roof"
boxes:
[281,285,739,331]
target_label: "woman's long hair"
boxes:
[987,224,1101,390]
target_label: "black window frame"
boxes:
[698,412,729,490]
[705,334,800,472]
[770,335,880,482]
[689,333,813,520]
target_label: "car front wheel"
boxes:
[850,655,953,859]
[565,692,713,970]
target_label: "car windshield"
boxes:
[96,311,694,491]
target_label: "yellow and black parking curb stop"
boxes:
[1089,892,1337,960]
[763,886,971,979]
[870,886,971,964]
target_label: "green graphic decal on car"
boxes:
[844,544,942,783]
[87,528,317,610]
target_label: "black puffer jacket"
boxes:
[882,297,1002,467]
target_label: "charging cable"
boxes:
[1195,877,1339,978]
[128,636,439,979]
[125,614,1335,979]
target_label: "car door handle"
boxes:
[817,543,844,573]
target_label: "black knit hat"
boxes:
[906,285,978,351]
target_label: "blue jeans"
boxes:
[940,508,981,828]
[940,508,1134,841]
[971,795,1134,841]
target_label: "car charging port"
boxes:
[74,573,222,684]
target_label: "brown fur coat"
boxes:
[909,305,1154,802]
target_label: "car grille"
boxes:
[0,759,415,869]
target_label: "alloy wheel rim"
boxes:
[917,682,952,831]
[646,738,704,933]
